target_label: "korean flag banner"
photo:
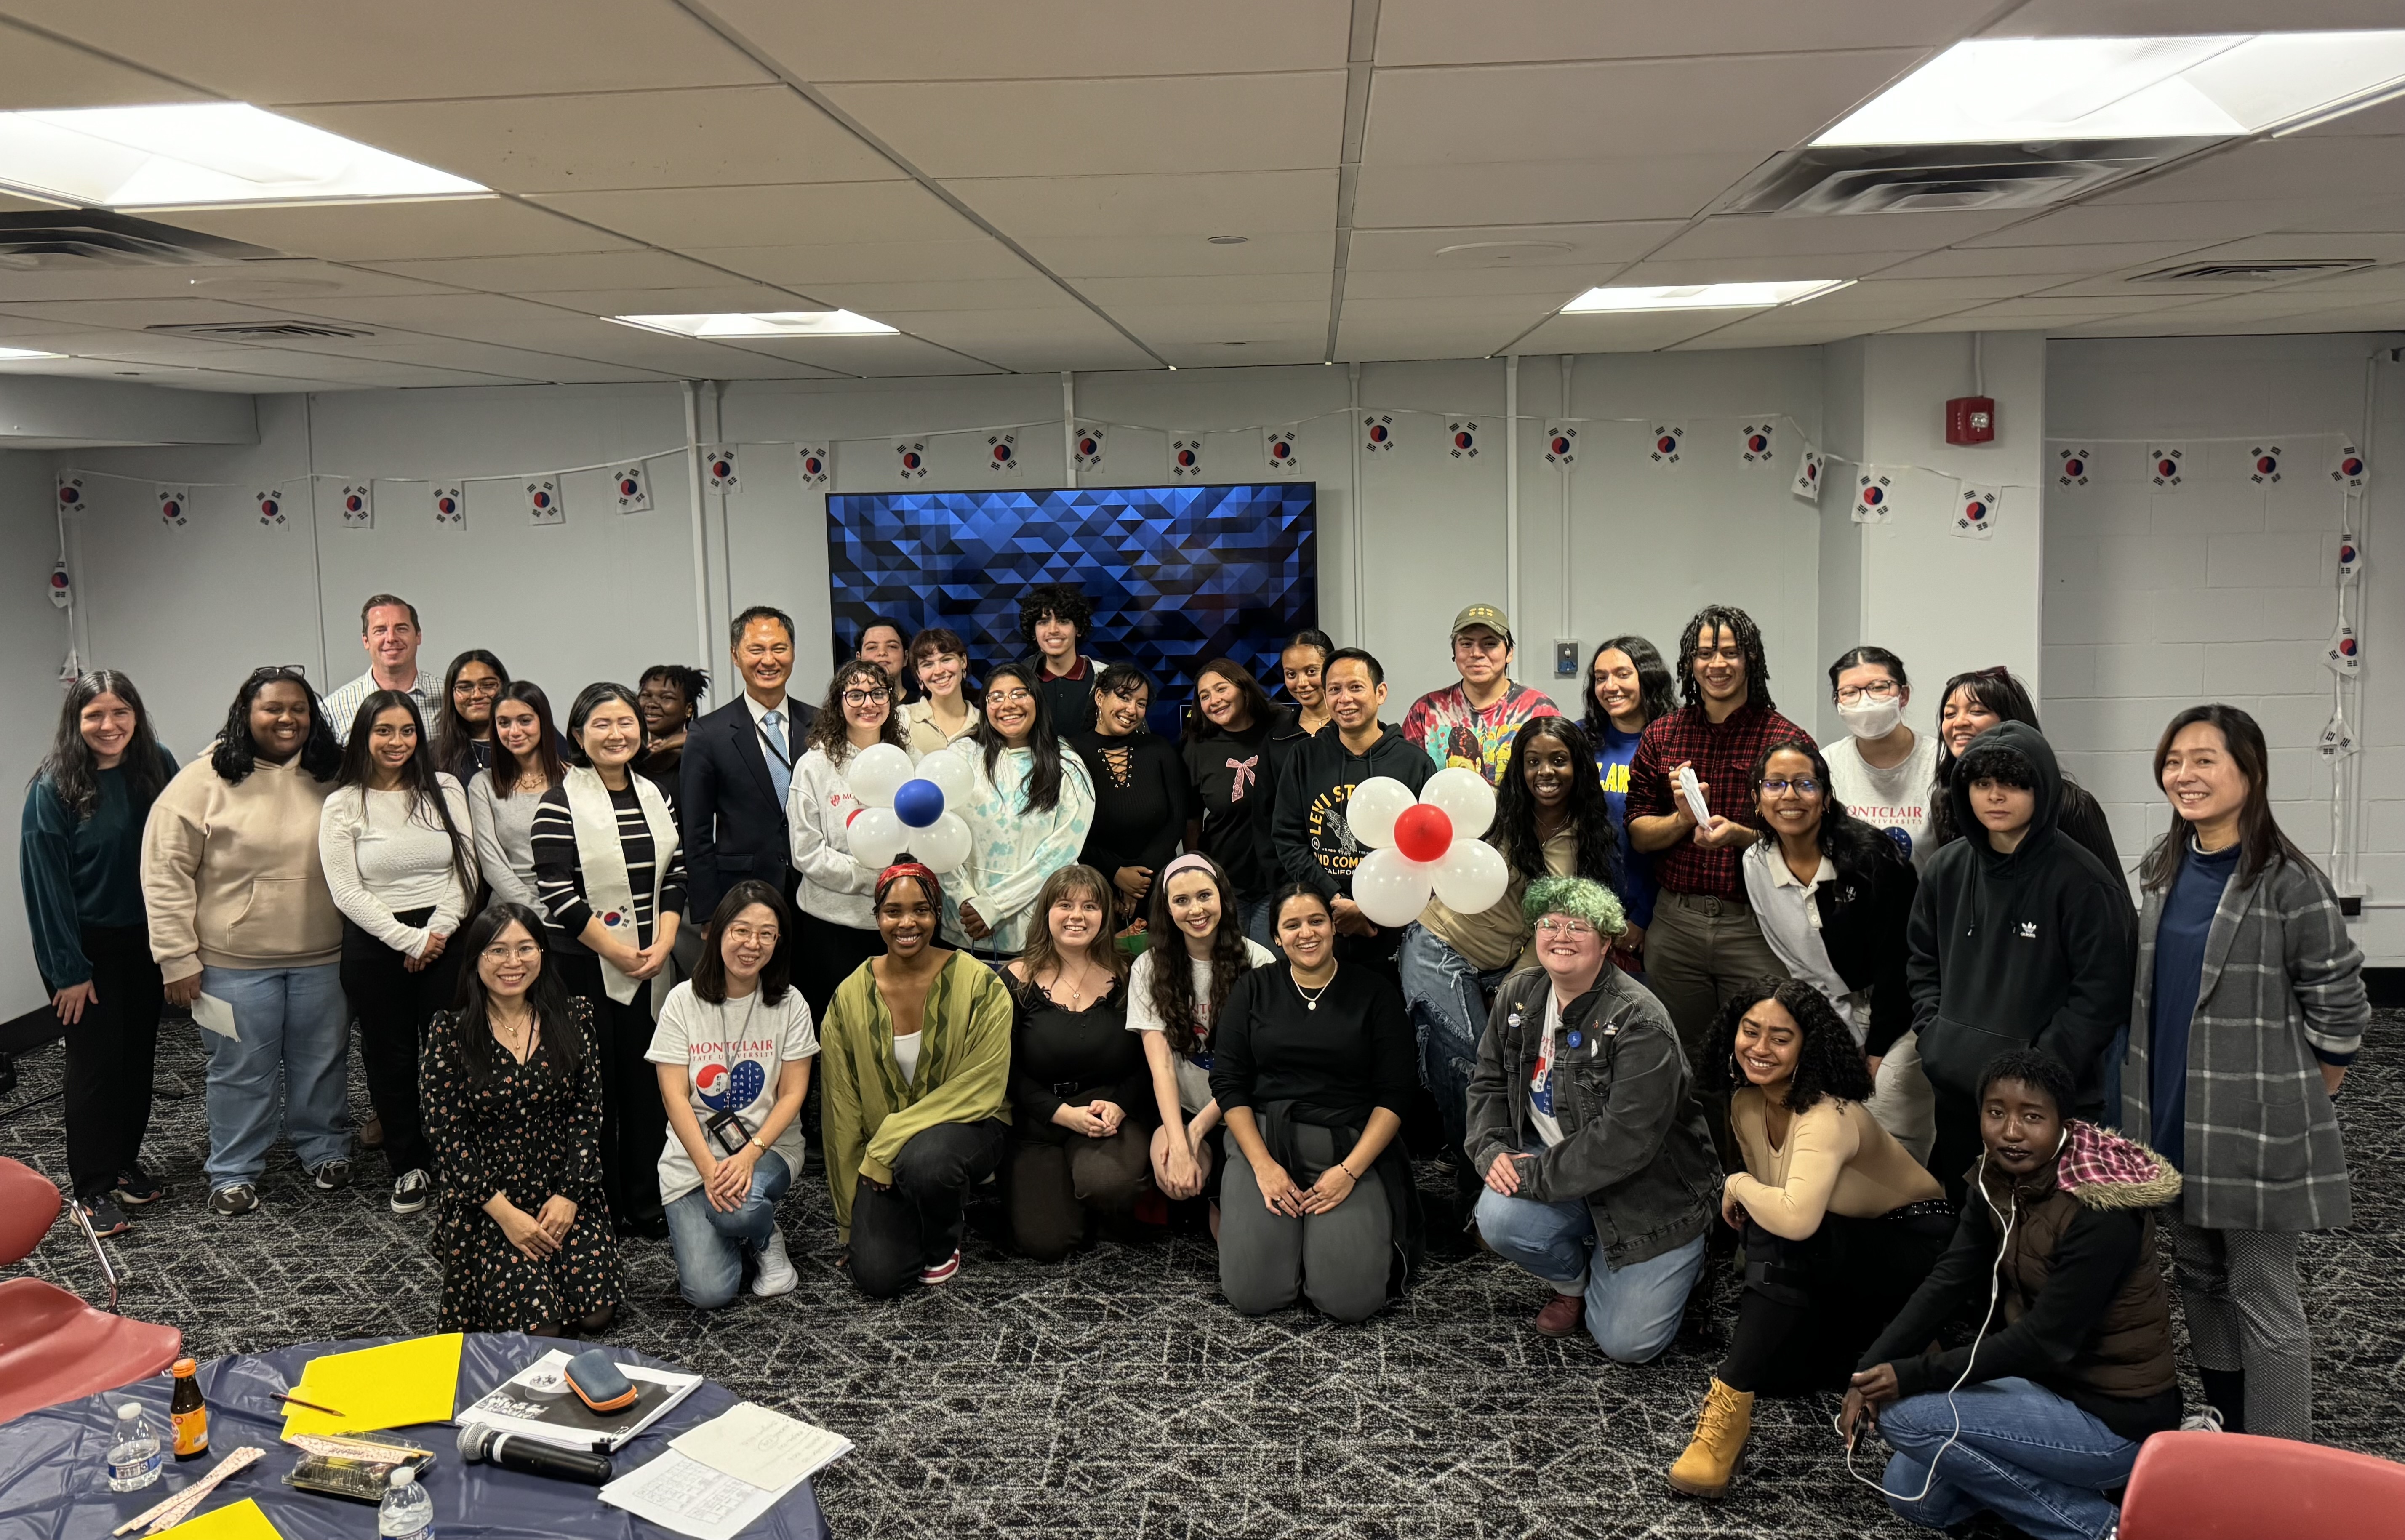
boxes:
[611,464,651,514]
[1069,425,1105,472]
[1646,423,1685,467]
[1738,421,1776,465]
[1854,469,1895,525]
[704,445,740,494]
[338,482,374,529]
[1790,444,1824,504]
[2146,444,2185,490]
[1264,429,1300,472]
[526,478,563,525]
[1955,485,1999,541]
[797,445,832,488]
[432,483,466,527]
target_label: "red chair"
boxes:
[0,1156,182,1422]
[2120,1428,2405,1540]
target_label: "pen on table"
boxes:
[270,1391,345,1416]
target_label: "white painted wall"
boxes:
[2044,331,2404,962]
[0,450,78,1015]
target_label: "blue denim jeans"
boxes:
[1397,924,1512,1157]
[197,963,351,1189]
[1241,896,1278,955]
[1877,1376,2138,1540]
[1473,1166,1709,1362]
[663,1150,794,1309]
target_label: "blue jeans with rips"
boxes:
[1473,1165,1709,1363]
[1877,1376,2139,1540]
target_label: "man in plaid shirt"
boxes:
[1626,605,1812,1166]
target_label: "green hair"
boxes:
[1522,875,1626,938]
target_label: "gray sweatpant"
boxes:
[1219,1122,1392,1323]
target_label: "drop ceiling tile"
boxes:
[1984,1,2405,37]
[1962,201,2331,248]
[820,73,1347,179]
[1500,308,1732,353]
[703,335,1000,377]
[1653,212,2021,260]
[1107,300,1333,345]
[1157,341,1328,369]
[707,0,1352,80]
[1362,53,1923,165]
[0,258,443,304]
[1333,316,1530,362]
[1376,0,1987,64]
[0,19,205,108]
[2180,233,2405,265]
[1603,254,1925,285]
[1352,155,1766,228]
[1076,273,1333,307]
[1341,266,1602,301]
[789,277,1085,312]
[352,250,738,294]
[1870,242,2205,279]
[946,171,1336,238]
[529,181,980,248]
[257,291,597,333]
[865,306,1156,366]
[286,88,901,196]
[2093,138,2405,207]
[0,296,321,328]
[0,1,771,101]
[516,283,820,316]
[150,198,643,262]
[1019,232,1335,280]
[692,240,1040,287]
[1668,314,1877,349]
[1345,223,1682,272]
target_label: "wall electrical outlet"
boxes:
[1554,639,1579,677]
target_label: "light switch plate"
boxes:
[1554,639,1579,677]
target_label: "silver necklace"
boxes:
[1293,965,1338,1011]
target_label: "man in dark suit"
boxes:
[680,605,819,920]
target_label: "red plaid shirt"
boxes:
[1625,700,1815,900]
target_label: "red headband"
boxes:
[877,861,943,912]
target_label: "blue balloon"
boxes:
[891,777,945,829]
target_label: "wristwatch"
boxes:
[749,1135,771,1153]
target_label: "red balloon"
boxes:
[1392,803,1453,864]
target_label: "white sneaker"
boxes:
[2179,1405,2226,1433]
[750,1226,798,1297]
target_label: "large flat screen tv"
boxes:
[825,482,1317,732]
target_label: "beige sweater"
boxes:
[1726,1089,1944,1241]
[143,748,343,982]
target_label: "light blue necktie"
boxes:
[760,709,792,807]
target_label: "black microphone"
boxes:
[456,1423,615,1486]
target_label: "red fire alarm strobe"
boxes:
[1947,396,1996,445]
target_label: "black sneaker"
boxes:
[79,1194,131,1236]
[390,1168,432,1215]
[310,1158,354,1192]
[114,1168,167,1206]
[207,1183,260,1216]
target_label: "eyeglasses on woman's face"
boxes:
[842,686,891,707]
[1757,777,1822,797]
[1535,917,1595,938]
[1834,680,1901,705]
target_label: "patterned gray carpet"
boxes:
[4,1013,2397,1538]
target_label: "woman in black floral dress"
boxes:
[422,901,623,1333]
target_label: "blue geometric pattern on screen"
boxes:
[827,482,1316,725]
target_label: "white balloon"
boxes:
[1431,838,1509,914]
[913,811,974,874]
[1346,775,1418,850]
[1421,766,1498,840]
[1353,845,1436,928]
[848,806,909,869]
[848,743,916,810]
[915,746,975,805]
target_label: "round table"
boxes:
[0,1332,833,1540]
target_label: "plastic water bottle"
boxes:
[105,1401,162,1492]
[378,1468,434,1540]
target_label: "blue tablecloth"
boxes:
[0,1332,832,1540]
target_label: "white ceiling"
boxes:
[0,0,2399,390]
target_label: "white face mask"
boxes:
[1837,695,1905,741]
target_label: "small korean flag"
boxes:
[987,433,1019,473]
[432,483,465,527]
[1264,429,1299,472]
[1738,422,1776,465]
[703,446,739,494]
[1854,470,1894,524]
[611,464,651,514]
[2330,443,2368,490]
[1170,438,1205,478]
[1447,419,1480,459]
[1542,423,1576,467]
[1790,445,1824,504]
[48,560,70,610]
[1069,425,1106,472]
[2325,623,2361,676]
[2248,444,2284,485]
[254,488,287,527]
[797,445,831,488]
[2146,444,2185,490]
[1955,485,1999,541]
[526,478,563,525]
[56,474,85,514]
[895,441,928,480]
[2319,709,2357,759]
[1647,424,1685,466]
[2338,531,2363,583]
[159,486,192,528]
[338,482,374,529]
[1362,414,1394,453]
[2055,447,2092,488]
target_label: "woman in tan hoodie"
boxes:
[142,666,350,1217]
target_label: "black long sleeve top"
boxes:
[1006,977,1154,1141]
[1068,729,1189,879]
[1209,962,1414,1124]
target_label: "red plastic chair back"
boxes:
[2120,1429,2405,1540]
[0,1157,63,1264]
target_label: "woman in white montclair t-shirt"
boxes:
[1821,647,1940,868]
[648,881,818,1310]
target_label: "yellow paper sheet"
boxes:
[159,1497,284,1540]
[278,1332,464,1436]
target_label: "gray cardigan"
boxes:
[2123,850,2367,1233]
[1464,966,1719,1269]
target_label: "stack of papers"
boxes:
[455,1349,703,1452]
[279,1335,464,1437]
[601,1402,851,1540]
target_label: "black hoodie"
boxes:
[1905,722,2134,1108]
[1270,719,1432,900]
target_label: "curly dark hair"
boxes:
[37,669,168,821]
[1704,978,1871,1112]
[971,660,1069,813]
[1746,736,1900,894]
[1675,605,1773,712]
[803,658,910,764]
[211,666,341,785]
[1493,717,1618,889]
[639,664,710,720]
[1018,582,1093,647]
[1978,1047,2076,1122]
[1582,634,1677,742]
[1143,854,1255,1056]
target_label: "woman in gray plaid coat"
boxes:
[2124,704,2366,1442]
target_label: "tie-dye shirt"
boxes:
[1400,681,1562,786]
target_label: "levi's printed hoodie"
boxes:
[1269,719,1432,900]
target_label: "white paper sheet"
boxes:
[600,1449,782,1540]
[190,992,238,1040]
[669,1402,852,1491]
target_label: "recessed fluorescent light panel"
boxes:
[0,345,65,360]
[1561,280,1852,314]
[1819,32,2405,145]
[0,103,486,208]
[609,311,899,339]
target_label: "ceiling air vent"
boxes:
[146,321,377,340]
[2131,259,2374,283]
[0,209,275,269]
[1726,139,2221,216]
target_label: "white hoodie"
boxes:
[785,744,880,929]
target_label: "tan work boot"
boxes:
[1666,1377,1754,1498]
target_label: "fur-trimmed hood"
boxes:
[2056,1119,2183,1210]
